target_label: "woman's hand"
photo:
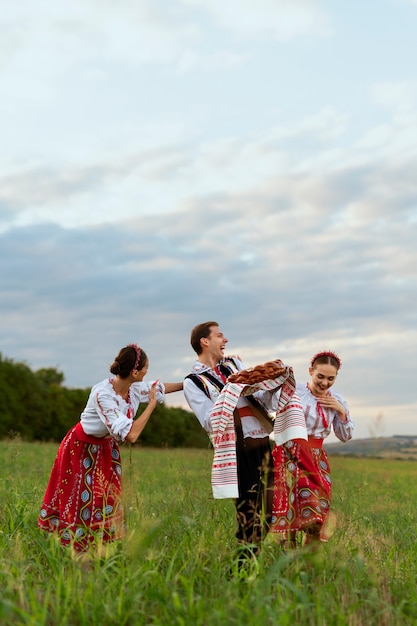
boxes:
[319,395,347,422]
[125,380,159,444]
[148,380,159,409]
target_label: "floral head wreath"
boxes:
[128,343,142,372]
[311,350,342,370]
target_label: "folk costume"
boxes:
[38,378,165,552]
[271,382,354,541]
[184,356,307,548]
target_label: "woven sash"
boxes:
[210,366,307,499]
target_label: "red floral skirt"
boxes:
[38,423,124,551]
[271,439,332,540]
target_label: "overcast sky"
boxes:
[1,0,416,441]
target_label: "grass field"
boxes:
[1,437,417,626]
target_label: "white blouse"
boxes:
[80,377,165,442]
[296,382,354,442]
[184,356,275,440]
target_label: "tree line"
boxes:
[0,353,208,448]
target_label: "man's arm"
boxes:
[183,377,214,433]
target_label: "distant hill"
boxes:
[325,435,417,461]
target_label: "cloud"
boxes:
[180,0,332,41]
[172,49,250,75]
[0,102,384,231]
[372,80,417,115]
[1,1,201,71]
[1,148,415,420]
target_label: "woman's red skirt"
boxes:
[38,423,124,551]
[271,438,332,540]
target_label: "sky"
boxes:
[1,0,417,441]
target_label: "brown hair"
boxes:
[190,321,219,355]
[311,351,342,371]
[110,345,148,378]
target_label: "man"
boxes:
[183,321,277,559]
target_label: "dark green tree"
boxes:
[0,353,206,447]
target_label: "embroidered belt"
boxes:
[291,436,324,448]
[237,406,256,418]
[306,436,323,448]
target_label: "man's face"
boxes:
[203,326,228,361]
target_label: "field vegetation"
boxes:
[1,437,417,625]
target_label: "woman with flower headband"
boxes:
[38,343,183,554]
[271,351,354,547]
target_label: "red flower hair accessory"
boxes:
[128,343,142,372]
[311,350,342,370]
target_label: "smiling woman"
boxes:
[270,350,354,548]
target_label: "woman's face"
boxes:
[308,363,338,397]
[134,359,149,381]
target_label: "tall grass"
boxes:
[1,437,417,625]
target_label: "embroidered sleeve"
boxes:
[93,390,133,442]
[332,394,354,442]
[130,381,165,405]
